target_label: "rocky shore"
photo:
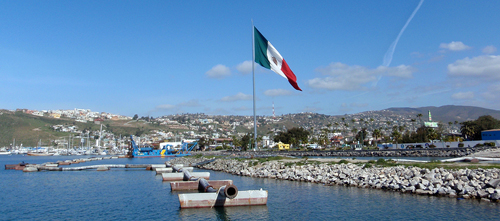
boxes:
[170,156,500,203]
[192,146,499,158]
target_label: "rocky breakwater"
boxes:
[189,157,500,203]
[281,146,499,158]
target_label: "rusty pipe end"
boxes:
[224,185,238,199]
[204,185,214,192]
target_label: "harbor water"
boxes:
[1,155,499,220]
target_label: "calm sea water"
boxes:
[1,155,499,221]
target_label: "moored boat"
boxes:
[127,135,197,158]
[0,151,12,155]
[27,152,54,156]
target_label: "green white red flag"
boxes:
[254,27,302,91]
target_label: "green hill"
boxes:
[0,110,169,147]
[386,105,500,123]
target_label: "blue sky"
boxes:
[1,0,500,117]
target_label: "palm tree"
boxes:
[391,130,402,143]
[417,113,423,125]
[372,129,381,145]
[460,121,475,140]
[256,136,263,150]
[321,128,331,148]
[398,125,404,132]
[290,137,297,149]
[350,119,358,140]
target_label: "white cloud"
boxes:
[307,62,414,90]
[439,41,472,51]
[205,64,231,79]
[220,92,253,102]
[482,45,497,54]
[155,104,176,110]
[236,61,253,74]
[451,91,474,100]
[178,99,201,107]
[263,89,293,96]
[447,55,500,80]
[481,83,500,100]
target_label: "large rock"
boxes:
[477,189,489,198]
[405,186,415,192]
[486,179,500,188]
[444,173,454,181]
[491,192,500,200]
[424,172,435,180]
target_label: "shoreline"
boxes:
[169,155,500,203]
[197,146,500,158]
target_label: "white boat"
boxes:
[0,151,11,155]
[27,152,54,156]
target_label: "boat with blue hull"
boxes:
[128,135,197,158]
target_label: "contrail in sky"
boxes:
[382,0,424,67]
[373,0,424,87]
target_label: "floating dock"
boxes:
[6,156,268,208]
[170,180,233,191]
[178,189,268,208]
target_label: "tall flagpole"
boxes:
[252,20,257,151]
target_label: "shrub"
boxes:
[485,142,496,147]
[363,163,372,169]
[338,159,349,164]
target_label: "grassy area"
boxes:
[202,154,500,170]
[186,153,500,170]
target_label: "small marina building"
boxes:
[481,129,500,140]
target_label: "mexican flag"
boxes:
[254,27,302,91]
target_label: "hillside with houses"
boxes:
[1,105,499,149]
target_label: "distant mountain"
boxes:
[384,105,500,123]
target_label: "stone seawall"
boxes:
[192,146,499,158]
[170,157,500,203]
